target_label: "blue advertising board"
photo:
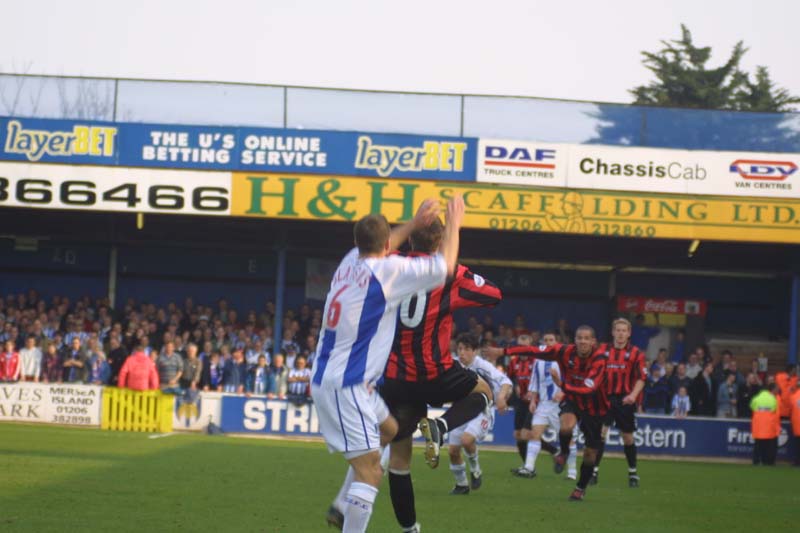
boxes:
[0,116,477,181]
[220,396,796,461]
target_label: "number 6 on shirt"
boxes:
[326,284,349,329]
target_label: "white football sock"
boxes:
[525,440,541,471]
[450,462,468,486]
[466,449,481,476]
[343,482,378,533]
[568,443,578,477]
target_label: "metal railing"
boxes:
[1,72,799,152]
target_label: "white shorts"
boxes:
[448,409,494,446]
[312,383,390,457]
[532,401,560,429]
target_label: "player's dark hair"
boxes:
[354,214,391,255]
[575,325,596,339]
[542,330,557,337]
[409,217,443,252]
[456,332,480,350]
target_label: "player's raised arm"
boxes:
[439,195,464,278]
[451,266,503,309]
[388,198,440,253]
[495,343,564,362]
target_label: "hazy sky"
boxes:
[1,0,798,104]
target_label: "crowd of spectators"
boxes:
[0,290,317,403]
[1,290,796,420]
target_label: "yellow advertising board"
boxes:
[231,172,800,244]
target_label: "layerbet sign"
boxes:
[617,296,707,317]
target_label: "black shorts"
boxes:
[604,395,637,433]
[380,364,479,440]
[512,396,532,431]
[559,400,604,450]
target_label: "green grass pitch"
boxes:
[0,424,796,532]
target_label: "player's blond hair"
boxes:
[612,318,632,331]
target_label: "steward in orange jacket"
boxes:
[750,383,780,466]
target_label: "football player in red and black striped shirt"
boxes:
[487,325,608,501]
[592,317,646,488]
[379,218,502,531]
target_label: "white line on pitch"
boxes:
[148,432,176,439]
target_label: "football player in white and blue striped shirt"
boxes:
[317,197,463,533]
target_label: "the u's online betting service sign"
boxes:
[0,116,477,181]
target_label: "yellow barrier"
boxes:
[101,388,175,433]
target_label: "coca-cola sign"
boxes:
[617,296,707,317]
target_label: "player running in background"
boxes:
[592,318,646,487]
[380,216,502,533]
[487,325,608,501]
[448,333,512,495]
[506,335,557,470]
[513,331,577,480]
[316,197,463,533]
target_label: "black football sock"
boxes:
[541,441,558,455]
[559,431,572,457]
[594,441,605,471]
[577,461,595,490]
[624,444,638,473]
[389,470,416,529]
[439,392,489,436]
[516,440,527,461]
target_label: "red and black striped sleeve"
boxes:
[504,343,566,362]
[563,351,608,396]
[450,265,502,311]
[631,347,647,389]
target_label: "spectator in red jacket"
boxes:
[118,348,160,391]
[0,340,21,382]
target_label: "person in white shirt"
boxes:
[672,386,691,418]
[447,333,511,495]
[19,336,42,382]
[287,355,312,400]
[317,196,463,533]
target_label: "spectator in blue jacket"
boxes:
[643,367,670,414]
[222,348,248,394]
[88,351,111,385]
[247,354,274,395]
[716,372,739,418]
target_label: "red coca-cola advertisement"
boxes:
[617,295,707,317]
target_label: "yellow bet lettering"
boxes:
[89,127,104,155]
[72,126,89,154]
[439,143,454,171]
[422,141,440,170]
[102,128,116,156]
[450,143,466,171]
